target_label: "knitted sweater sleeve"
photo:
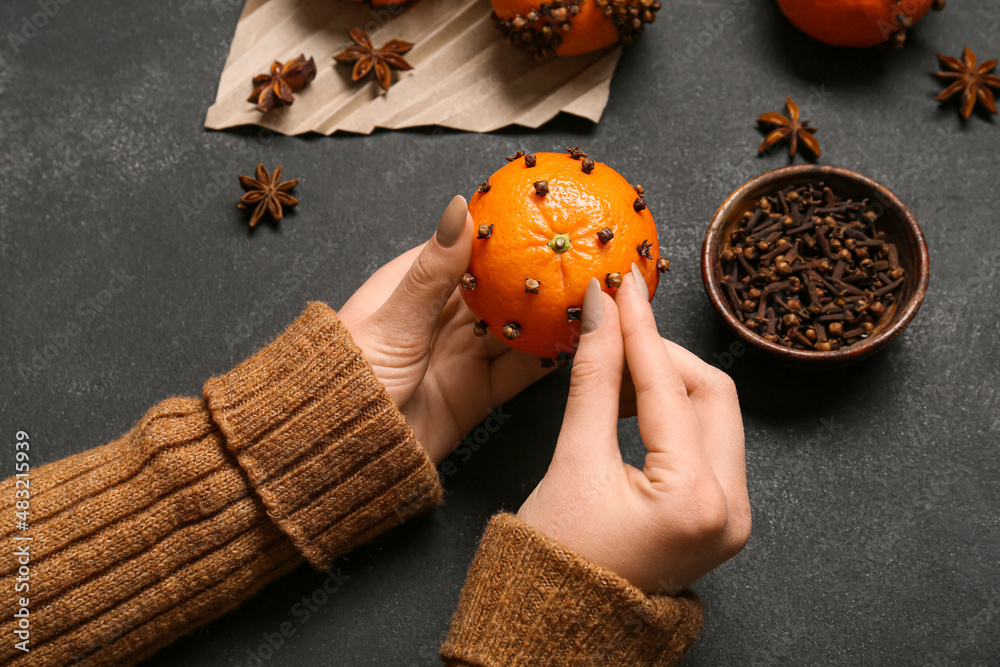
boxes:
[0,302,442,666]
[440,514,705,666]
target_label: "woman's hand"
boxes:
[517,266,751,593]
[337,196,550,465]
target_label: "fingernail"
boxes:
[631,262,649,300]
[436,195,467,248]
[581,277,603,334]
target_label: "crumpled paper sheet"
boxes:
[204,0,622,135]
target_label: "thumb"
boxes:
[372,195,472,341]
[554,278,625,473]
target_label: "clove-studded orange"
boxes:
[491,0,661,58]
[461,149,667,360]
[775,0,945,48]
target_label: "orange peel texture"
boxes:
[775,0,938,48]
[461,151,666,359]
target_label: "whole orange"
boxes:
[491,0,660,58]
[775,0,943,48]
[461,149,667,360]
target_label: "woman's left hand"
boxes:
[337,195,550,464]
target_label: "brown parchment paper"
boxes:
[204,0,622,135]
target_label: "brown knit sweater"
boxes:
[0,302,703,666]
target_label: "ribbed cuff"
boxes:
[441,514,704,666]
[203,301,443,570]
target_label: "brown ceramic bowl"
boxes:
[701,165,929,367]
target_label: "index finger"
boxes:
[616,264,706,476]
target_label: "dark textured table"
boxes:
[2,0,998,664]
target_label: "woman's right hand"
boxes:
[517,265,751,593]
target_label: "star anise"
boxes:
[333,29,414,91]
[238,164,298,227]
[935,46,1000,120]
[248,55,316,113]
[757,96,821,160]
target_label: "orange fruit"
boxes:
[775,0,943,48]
[461,149,668,360]
[491,0,661,58]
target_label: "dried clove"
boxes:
[597,227,614,243]
[717,181,905,351]
[606,272,623,288]
[461,273,476,290]
[525,277,541,294]
[502,323,521,340]
[477,223,494,239]
[533,180,550,196]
